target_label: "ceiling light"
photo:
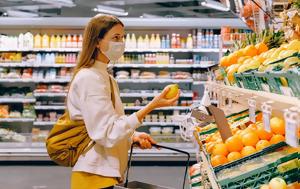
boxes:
[32,0,76,8]
[6,10,39,17]
[201,0,230,12]
[94,5,128,16]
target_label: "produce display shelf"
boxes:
[0,97,36,103]
[116,78,193,83]
[124,106,190,111]
[213,141,287,173]
[0,118,35,122]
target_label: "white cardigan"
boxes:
[67,60,141,178]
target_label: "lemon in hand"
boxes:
[165,84,179,99]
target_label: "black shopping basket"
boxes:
[115,143,190,189]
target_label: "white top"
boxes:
[67,60,141,178]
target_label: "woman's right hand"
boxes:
[149,86,180,109]
[136,86,180,122]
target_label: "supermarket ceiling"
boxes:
[0,0,236,18]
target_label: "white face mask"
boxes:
[102,41,125,62]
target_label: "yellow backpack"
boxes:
[46,76,115,167]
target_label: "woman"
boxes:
[67,14,180,189]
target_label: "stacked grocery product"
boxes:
[115,70,191,80]
[192,110,300,189]
[0,104,35,119]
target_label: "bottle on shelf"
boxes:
[166,34,170,49]
[24,32,34,49]
[150,34,155,49]
[125,33,131,49]
[42,33,50,48]
[144,34,150,49]
[18,33,24,49]
[192,29,197,49]
[169,54,175,64]
[131,33,137,49]
[78,34,83,48]
[197,29,203,49]
[171,33,176,49]
[186,34,193,49]
[161,36,166,49]
[56,35,61,49]
[34,33,42,49]
[50,35,56,48]
[61,34,66,48]
[155,34,161,49]
[66,34,72,48]
[137,35,144,49]
[72,35,78,48]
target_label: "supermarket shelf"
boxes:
[33,121,55,126]
[193,81,207,85]
[34,93,67,97]
[0,97,36,103]
[142,122,180,126]
[0,62,75,67]
[124,106,190,111]
[0,78,71,83]
[116,78,193,83]
[209,82,300,118]
[0,48,224,53]
[0,118,35,122]
[113,63,217,68]
[34,105,65,110]
[120,92,193,98]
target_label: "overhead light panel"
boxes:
[93,5,128,16]
[201,0,230,12]
[32,0,76,8]
[6,10,39,17]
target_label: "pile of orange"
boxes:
[207,116,287,167]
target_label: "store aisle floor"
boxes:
[0,165,189,189]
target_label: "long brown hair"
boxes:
[73,14,124,76]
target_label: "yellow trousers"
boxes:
[71,171,118,189]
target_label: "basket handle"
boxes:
[125,143,190,189]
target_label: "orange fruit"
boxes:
[241,132,259,147]
[231,127,240,135]
[255,42,269,54]
[206,142,216,154]
[211,155,228,167]
[248,123,258,131]
[270,117,285,135]
[241,146,257,157]
[212,143,229,157]
[225,136,244,152]
[256,140,271,151]
[227,152,242,162]
[227,53,238,66]
[256,126,273,140]
[220,56,230,67]
[234,50,244,59]
[256,112,263,121]
[270,134,285,145]
[243,45,258,57]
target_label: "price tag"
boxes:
[261,84,270,92]
[261,102,272,132]
[280,86,294,97]
[248,98,256,123]
[284,109,299,148]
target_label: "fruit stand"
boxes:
[188,1,300,188]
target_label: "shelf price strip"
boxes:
[284,108,299,148]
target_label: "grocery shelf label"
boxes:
[280,86,294,97]
[284,110,299,148]
[262,102,272,132]
[248,98,256,123]
[208,105,232,142]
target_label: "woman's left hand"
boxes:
[132,132,156,149]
